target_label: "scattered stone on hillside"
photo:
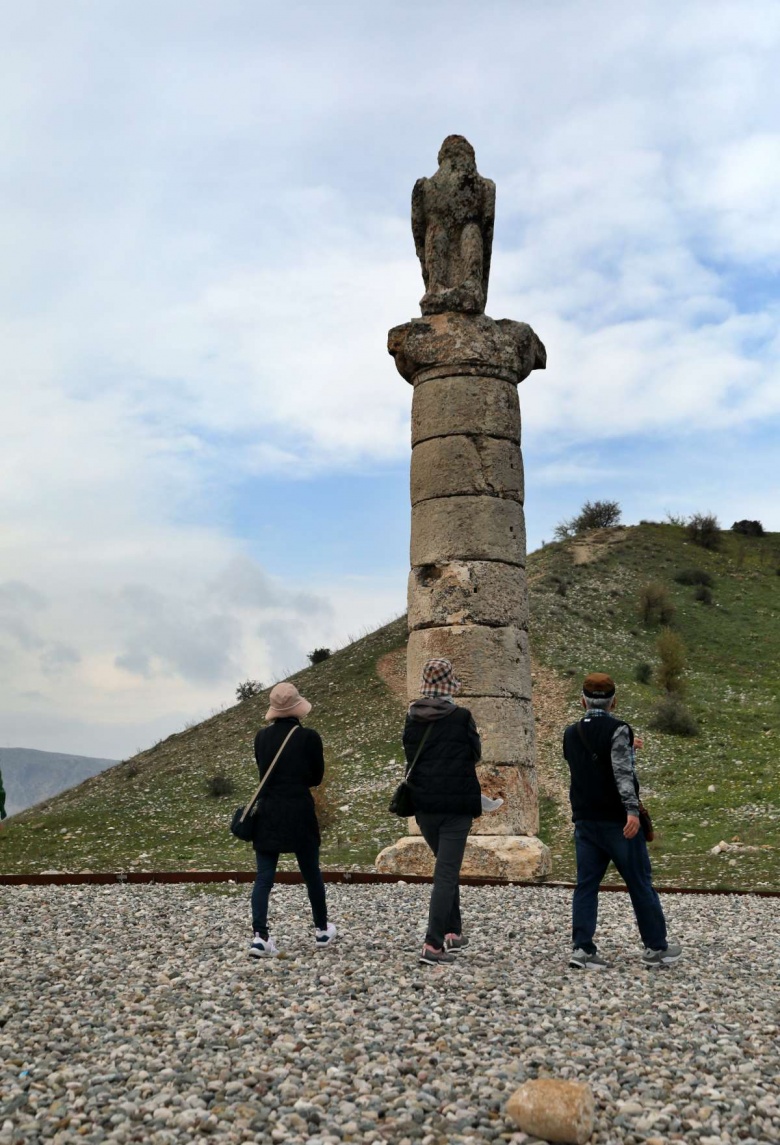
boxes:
[379,136,549,879]
[506,1078,595,1144]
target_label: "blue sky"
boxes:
[1,0,779,757]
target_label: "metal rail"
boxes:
[1,870,779,896]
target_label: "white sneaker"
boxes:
[315,923,338,948]
[249,933,278,958]
[481,794,504,813]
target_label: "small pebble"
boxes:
[0,884,778,1145]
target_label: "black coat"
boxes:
[251,717,324,853]
[402,704,482,817]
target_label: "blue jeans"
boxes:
[252,841,327,938]
[415,812,473,948]
[572,820,668,952]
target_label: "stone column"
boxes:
[375,137,551,881]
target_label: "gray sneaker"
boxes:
[569,947,609,970]
[444,933,469,954]
[642,942,682,968]
[419,944,456,965]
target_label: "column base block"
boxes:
[375,835,551,881]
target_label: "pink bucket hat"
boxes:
[420,658,462,698]
[265,681,312,721]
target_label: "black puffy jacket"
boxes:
[402,700,482,817]
[251,717,324,852]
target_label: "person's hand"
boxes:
[624,814,640,839]
[634,736,644,750]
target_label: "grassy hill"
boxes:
[0,748,119,816]
[1,523,778,889]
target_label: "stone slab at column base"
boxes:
[375,835,551,881]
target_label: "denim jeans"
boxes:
[572,819,668,952]
[252,840,327,938]
[415,812,472,949]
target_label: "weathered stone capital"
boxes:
[388,311,546,386]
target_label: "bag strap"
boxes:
[576,720,599,762]
[239,724,299,824]
[405,723,433,781]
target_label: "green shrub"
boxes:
[236,679,263,702]
[638,582,675,626]
[554,499,621,539]
[656,628,687,694]
[674,568,714,588]
[732,519,764,537]
[694,585,714,605]
[687,512,721,550]
[308,647,332,665]
[207,773,235,798]
[635,661,653,685]
[649,697,699,737]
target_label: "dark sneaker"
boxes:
[444,933,469,954]
[642,942,682,968]
[315,923,338,948]
[419,944,456,965]
[569,947,609,970]
[249,934,278,958]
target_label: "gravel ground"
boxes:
[1,883,779,1145]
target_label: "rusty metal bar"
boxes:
[0,869,778,896]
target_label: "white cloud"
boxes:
[1,0,780,755]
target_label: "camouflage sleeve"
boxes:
[610,726,639,816]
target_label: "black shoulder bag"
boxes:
[388,724,433,817]
[230,725,298,841]
[576,720,654,841]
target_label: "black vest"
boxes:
[562,712,636,823]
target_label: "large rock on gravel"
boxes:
[506,1078,595,1144]
[375,834,551,880]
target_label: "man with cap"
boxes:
[562,672,682,970]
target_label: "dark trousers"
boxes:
[415,812,472,948]
[252,840,327,938]
[572,819,668,952]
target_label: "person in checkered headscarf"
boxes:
[402,657,496,965]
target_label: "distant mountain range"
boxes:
[0,748,118,816]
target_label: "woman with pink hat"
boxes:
[247,681,337,957]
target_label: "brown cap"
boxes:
[582,672,616,698]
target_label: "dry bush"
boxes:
[674,568,714,587]
[638,582,676,626]
[635,661,653,685]
[207,772,235,798]
[649,697,699,737]
[687,512,721,550]
[656,628,687,694]
[694,585,714,605]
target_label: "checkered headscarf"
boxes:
[420,658,462,697]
